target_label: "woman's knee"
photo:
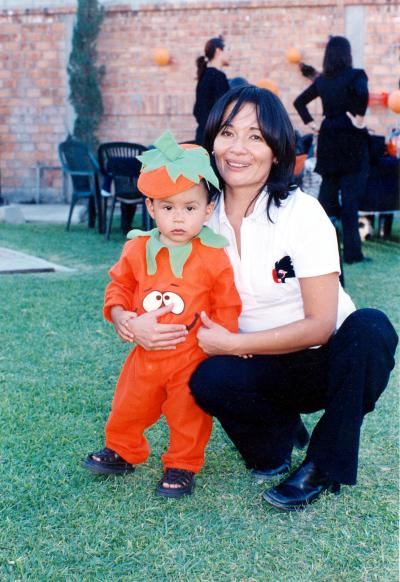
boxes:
[339,308,398,351]
[190,355,261,416]
[332,308,398,375]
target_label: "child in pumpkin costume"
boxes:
[84,131,241,497]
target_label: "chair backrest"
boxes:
[58,138,99,193]
[98,142,148,199]
[98,142,147,178]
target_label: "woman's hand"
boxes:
[196,311,239,356]
[308,121,319,135]
[127,304,188,350]
[346,112,366,129]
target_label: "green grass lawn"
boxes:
[0,222,399,581]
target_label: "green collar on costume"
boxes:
[127,225,228,278]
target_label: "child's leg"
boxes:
[105,350,166,464]
[161,356,212,473]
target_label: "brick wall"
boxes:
[1,0,399,201]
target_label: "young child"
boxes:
[84,131,241,498]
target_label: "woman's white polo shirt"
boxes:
[207,188,355,334]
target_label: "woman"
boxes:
[193,37,230,146]
[293,36,370,264]
[125,86,397,510]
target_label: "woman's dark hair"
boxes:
[322,36,352,78]
[200,178,215,203]
[196,36,225,81]
[203,84,296,218]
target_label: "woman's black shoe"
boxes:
[262,460,341,510]
[252,420,308,481]
[251,458,291,481]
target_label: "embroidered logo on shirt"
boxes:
[272,255,296,284]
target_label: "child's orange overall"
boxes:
[103,230,241,473]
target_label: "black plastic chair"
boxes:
[58,137,104,232]
[98,142,152,239]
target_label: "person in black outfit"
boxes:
[186,86,398,511]
[193,37,230,145]
[294,36,370,264]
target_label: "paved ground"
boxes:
[0,247,75,274]
[1,203,81,273]
[15,203,82,224]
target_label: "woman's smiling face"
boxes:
[213,101,275,192]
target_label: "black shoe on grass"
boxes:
[83,447,135,475]
[156,468,195,498]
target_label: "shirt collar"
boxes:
[216,189,271,224]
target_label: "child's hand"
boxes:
[130,304,188,351]
[111,307,137,342]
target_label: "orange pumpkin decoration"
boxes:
[256,78,280,95]
[286,47,301,64]
[154,49,171,66]
[388,89,400,114]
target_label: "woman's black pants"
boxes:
[190,309,398,485]
[318,153,369,263]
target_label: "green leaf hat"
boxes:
[136,130,220,198]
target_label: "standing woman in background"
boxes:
[294,36,369,264]
[193,37,230,145]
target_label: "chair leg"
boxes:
[66,200,75,231]
[106,197,117,240]
[121,202,136,234]
[143,203,153,230]
[88,197,96,229]
[103,196,108,231]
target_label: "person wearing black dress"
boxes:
[294,36,369,264]
[193,37,230,145]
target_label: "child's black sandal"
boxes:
[155,468,195,498]
[83,447,135,475]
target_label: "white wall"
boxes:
[345,5,365,68]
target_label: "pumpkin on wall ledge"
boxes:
[286,47,302,64]
[255,78,280,95]
[154,49,171,66]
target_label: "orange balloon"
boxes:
[256,78,280,95]
[388,89,400,114]
[154,49,171,66]
[286,47,301,64]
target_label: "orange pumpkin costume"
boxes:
[103,229,241,472]
[101,131,241,473]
